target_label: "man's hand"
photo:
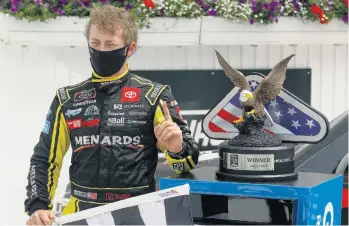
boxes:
[26,210,55,226]
[154,102,183,153]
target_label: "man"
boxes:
[25,5,199,225]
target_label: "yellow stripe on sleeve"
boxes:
[47,108,71,206]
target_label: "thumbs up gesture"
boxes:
[154,102,183,153]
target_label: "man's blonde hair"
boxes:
[85,5,138,44]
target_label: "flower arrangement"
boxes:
[0,0,347,28]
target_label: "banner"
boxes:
[202,74,329,143]
[181,110,224,151]
[54,184,193,225]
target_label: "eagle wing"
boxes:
[252,54,295,116]
[215,50,250,90]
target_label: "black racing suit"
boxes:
[24,68,200,216]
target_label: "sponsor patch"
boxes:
[29,165,37,198]
[87,192,97,200]
[73,190,97,200]
[75,135,141,146]
[129,111,147,116]
[105,193,131,201]
[100,80,122,87]
[73,100,96,107]
[121,87,140,103]
[151,84,163,98]
[106,117,147,126]
[146,84,167,105]
[126,119,147,125]
[74,88,96,102]
[108,111,125,116]
[65,108,82,117]
[124,104,144,108]
[84,105,99,116]
[114,104,123,110]
[67,118,83,130]
[43,120,50,134]
[57,88,68,103]
[84,118,100,127]
[107,117,125,126]
[172,162,184,171]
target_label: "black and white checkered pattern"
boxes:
[55,184,193,226]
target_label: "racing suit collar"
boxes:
[92,63,130,83]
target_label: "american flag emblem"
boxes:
[87,192,97,200]
[203,74,329,143]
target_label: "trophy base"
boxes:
[216,141,298,182]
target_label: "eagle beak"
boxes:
[244,93,253,100]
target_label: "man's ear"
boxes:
[127,42,137,57]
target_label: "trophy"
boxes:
[207,51,327,181]
[159,51,339,225]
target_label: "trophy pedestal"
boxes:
[159,167,343,225]
[216,141,298,182]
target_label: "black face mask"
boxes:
[89,45,129,78]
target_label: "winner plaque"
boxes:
[202,51,330,182]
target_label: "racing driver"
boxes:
[25,5,199,225]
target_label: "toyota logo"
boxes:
[125,91,137,98]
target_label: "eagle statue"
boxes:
[215,50,295,147]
